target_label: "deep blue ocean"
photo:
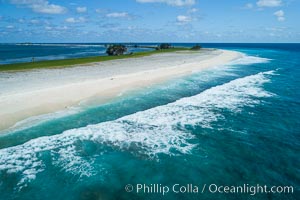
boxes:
[0,43,299,200]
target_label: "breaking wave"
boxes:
[0,70,275,189]
[229,53,271,65]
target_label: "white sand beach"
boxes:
[0,49,241,131]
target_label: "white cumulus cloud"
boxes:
[106,12,130,18]
[136,0,195,7]
[65,17,86,23]
[76,7,87,13]
[256,0,282,7]
[274,10,285,21]
[177,15,192,24]
[188,8,198,13]
[10,0,67,14]
[245,3,253,9]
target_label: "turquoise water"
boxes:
[0,44,299,199]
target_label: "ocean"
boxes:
[0,43,153,64]
[0,43,299,200]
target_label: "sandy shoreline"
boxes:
[0,49,241,131]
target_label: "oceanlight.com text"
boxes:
[125,183,294,196]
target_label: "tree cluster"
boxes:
[156,43,172,50]
[191,44,202,50]
[106,44,127,56]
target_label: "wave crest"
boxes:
[0,70,275,189]
[230,54,271,65]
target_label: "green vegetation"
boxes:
[156,43,172,50]
[0,47,189,72]
[106,44,127,56]
[191,44,202,50]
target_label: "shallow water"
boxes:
[0,44,299,200]
[0,43,152,64]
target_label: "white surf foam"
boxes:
[51,145,97,178]
[0,70,275,189]
[229,53,271,65]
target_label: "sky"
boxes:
[0,0,299,43]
